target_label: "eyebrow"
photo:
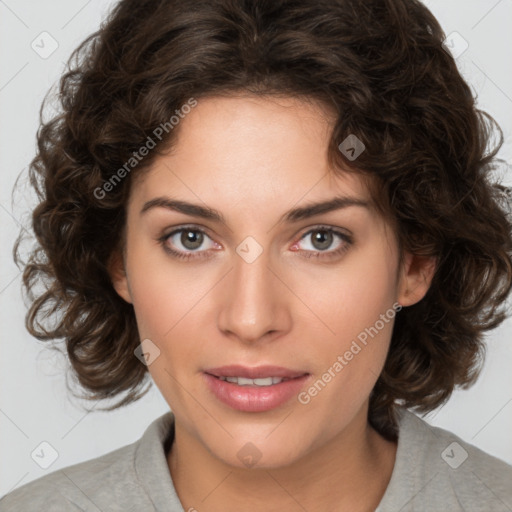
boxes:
[140,195,370,224]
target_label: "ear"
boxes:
[107,249,133,304]
[397,252,437,307]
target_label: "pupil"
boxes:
[313,230,332,250]
[182,230,203,249]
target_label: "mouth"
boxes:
[203,365,310,412]
[204,364,308,380]
[216,376,293,386]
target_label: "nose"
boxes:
[216,243,292,345]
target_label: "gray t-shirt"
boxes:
[1,407,511,511]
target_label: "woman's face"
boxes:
[112,94,431,469]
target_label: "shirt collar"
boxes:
[134,411,185,512]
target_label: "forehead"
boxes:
[129,94,373,214]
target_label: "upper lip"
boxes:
[204,365,309,379]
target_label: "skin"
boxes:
[110,94,436,512]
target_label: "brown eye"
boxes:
[180,229,204,250]
[296,226,353,260]
[310,229,333,251]
[159,226,218,260]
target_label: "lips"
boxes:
[204,365,308,380]
[203,365,310,412]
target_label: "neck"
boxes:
[167,405,397,512]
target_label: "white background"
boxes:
[1,0,511,498]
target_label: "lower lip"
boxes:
[203,373,310,412]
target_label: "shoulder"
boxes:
[378,408,512,512]
[0,439,148,511]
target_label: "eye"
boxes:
[294,226,352,259]
[158,225,353,261]
[158,226,218,260]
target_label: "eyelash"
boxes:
[157,224,353,261]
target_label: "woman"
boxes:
[2,0,512,510]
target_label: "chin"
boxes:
[204,430,309,471]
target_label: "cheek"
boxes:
[125,237,208,339]
[293,246,398,343]
[296,247,398,403]
[125,244,215,393]
[128,276,174,340]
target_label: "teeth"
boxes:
[218,376,286,386]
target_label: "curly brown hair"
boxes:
[14,0,512,440]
